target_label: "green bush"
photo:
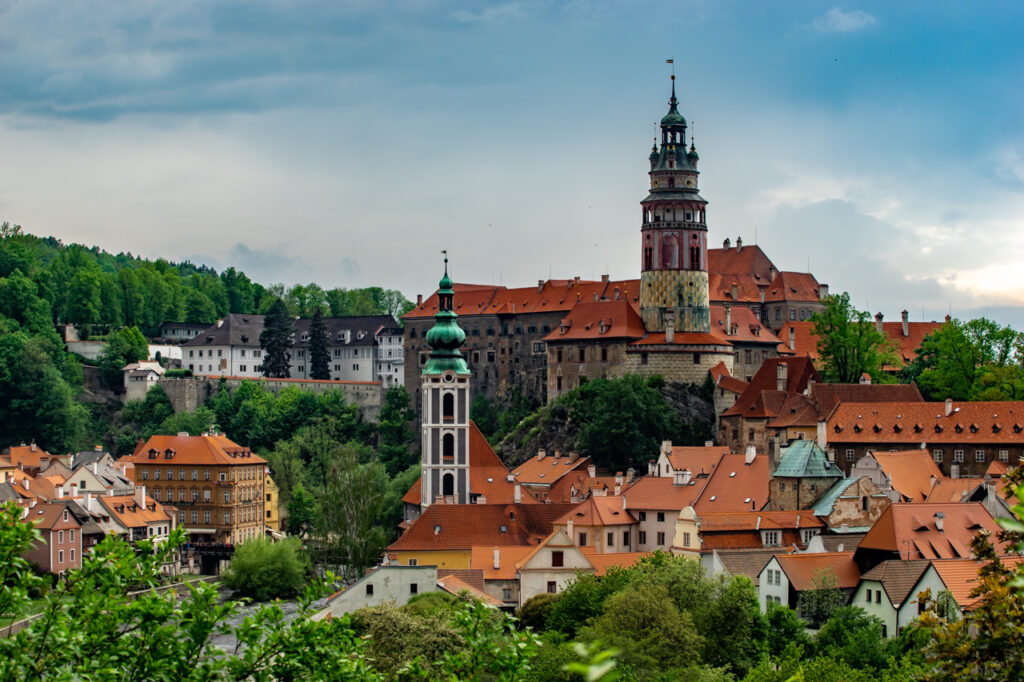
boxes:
[164,368,192,378]
[517,592,561,631]
[221,537,308,601]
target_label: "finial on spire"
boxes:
[665,59,677,107]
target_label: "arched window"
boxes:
[443,473,455,496]
[443,433,455,460]
[442,393,455,421]
[689,246,701,270]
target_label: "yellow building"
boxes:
[264,474,280,533]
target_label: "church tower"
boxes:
[639,75,710,334]
[420,255,472,507]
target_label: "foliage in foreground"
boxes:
[221,536,309,601]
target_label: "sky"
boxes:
[1,1,1022,326]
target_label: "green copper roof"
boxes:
[661,76,687,127]
[773,440,844,478]
[423,255,470,375]
[811,478,858,516]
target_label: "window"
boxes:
[846,449,855,461]
[656,532,666,546]
[179,511,185,524]
[533,342,545,354]
[638,511,647,522]
[192,469,198,481]
[656,512,665,523]
[640,352,649,365]
[70,549,75,562]
[239,365,247,372]
[763,531,780,546]
[204,511,211,524]
[578,349,585,362]
[58,530,64,544]
[976,449,986,462]
[408,558,418,566]
[552,550,564,567]
[789,310,796,320]
[410,583,418,595]
[875,590,882,604]
[154,489,162,501]
[1000,450,1009,462]
[141,469,148,481]
[775,308,781,321]
[607,532,614,547]
[203,489,211,502]
[70,530,75,542]
[191,489,199,502]
[58,550,64,563]
[178,470,185,480]
[866,589,872,602]
[933,449,943,463]
[578,532,587,546]
[556,349,562,363]
[154,469,161,480]
[623,531,631,546]
[682,532,691,547]
[224,512,231,524]
[204,469,211,481]
[638,531,647,545]
[366,584,374,596]
[954,449,964,463]
[547,581,557,594]
[191,511,198,524]
[503,588,513,601]
[693,353,700,364]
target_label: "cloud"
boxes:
[451,2,532,24]
[811,8,877,33]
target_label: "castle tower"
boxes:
[639,75,710,333]
[420,255,472,507]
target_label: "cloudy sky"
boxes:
[1,1,1022,325]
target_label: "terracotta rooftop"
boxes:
[579,547,652,576]
[857,502,1002,560]
[766,394,821,429]
[870,449,944,502]
[469,545,535,581]
[97,494,170,528]
[710,362,749,396]
[708,273,766,305]
[512,454,590,488]
[693,454,771,514]
[665,445,729,478]
[544,472,620,504]
[543,300,646,342]
[554,496,636,527]
[927,557,1024,610]
[710,305,781,345]
[5,445,56,470]
[697,510,825,533]
[20,501,80,531]
[773,551,860,590]
[775,319,945,369]
[827,401,1024,445]
[810,383,925,418]
[859,559,932,606]
[707,243,775,280]
[437,573,504,606]
[623,476,708,511]
[127,434,266,467]
[925,478,988,505]
[629,331,732,347]
[722,357,820,419]
[714,549,785,585]
[388,503,577,552]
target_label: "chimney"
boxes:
[934,512,945,532]
[776,362,788,392]
[874,312,883,334]
[769,265,778,281]
[601,274,609,283]
[30,443,36,452]
[92,462,98,475]
[745,445,756,465]
[730,284,738,301]
[901,310,909,337]
[945,398,953,417]
[615,471,624,487]
[95,444,103,451]
[538,280,545,293]
[736,236,743,251]
[416,294,423,306]
[788,326,796,350]
[613,287,621,301]
[818,283,829,298]
[945,314,951,323]
[661,440,672,457]
[567,519,574,541]
[537,449,546,462]
[85,493,93,511]
[120,465,126,476]
[514,483,521,504]
[665,309,676,343]
[22,478,29,491]
[723,237,731,248]
[816,420,827,449]
[136,486,146,508]
[70,483,78,497]
[647,459,656,476]
[588,464,596,478]
[724,304,732,336]
[493,548,501,570]
[57,485,64,499]
[626,467,636,483]
[568,451,579,463]
[860,373,871,385]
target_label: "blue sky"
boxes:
[1,1,1022,325]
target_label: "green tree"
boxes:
[222,537,309,601]
[811,292,896,383]
[907,317,1022,401]
[308,306,330,380]
[764,602,810,657]
[259,297,292,378]
[221,266,255,314]
[64,268,103,325]
[184,288,218,324]
[517,593,562,632]
[797,567,848,628]
[97,325,149,387]
[812,606,889,670]
[285,483,316,537]
[470,394,500,438]
[376,385,417,475]
[546,568,631,638]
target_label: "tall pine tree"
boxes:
[309,307,330,380]
[259,298,292,378]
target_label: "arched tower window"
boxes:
[442,393,455,421]
[443,473,454,496]
[689,245,701,270]
[442,433,455,460]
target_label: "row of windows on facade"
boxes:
[139,467,261,482]
[175,508,264,525]
[189,349,263,359]
[149,487,267,504]
[839,448,1011,463]
[419,343,545,367]
[409,324,551,339]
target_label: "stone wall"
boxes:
[623,345,733,386]
[158,376,384,421]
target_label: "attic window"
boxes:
[970,424,979,433]
[914,425,923,433]
[709,495,717,501]
[893,425,902,433]
[148,449,158,459]
[993,424,1001,433]
[853,425,862,433]
[164,449,175,459]
[1015,425,1023,433]
[240,335,248,343]
[433,525,441,535]
[934,425,943,433]
[954,424,963,433]
[873,424,882,433]
[499,525,508,532]
[729,472,736,478]
[833,425,842,433]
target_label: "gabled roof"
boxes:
[925,478,987,504]
[722,357,820,419]
[766,394,820,428]
[436,573,504,606]
[870,449,943,502]
[555,496,636,527]
[402,422,534,506]
[714,549,784,585]
[544,472,619,504]
[623,476,708,511]
[388,503,577,552]
[693,454,770,513]
[512,454,590,488]
[5,445,55,469]
[542,300,645,342]
[21,501,80,531]
[710,305,781,345]
[776,320,945,369]
[924,558,1024,610]
[292,315,397,348]
[470,545,535,580]
[859,559,932,606]
[126,435,266,467]
[764,272,822,303]
[810,383,925,417]
[857,502,1002,560]
[707,243,775,280]
[828,401,1024,445]
[665,445,729,477]
[183,314,265,348]
[710,362,748,395]
[97,495,171,528]
[708,273,768,305]
[697,510,825,533]
[812,478,860,516]
[773,552,860,590]
[579,547,652,576]
[772,440,843,479]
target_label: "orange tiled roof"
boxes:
[388,503,577,552]
[6,445,56,469]
[401,422,535,506]
[20,501,80,530]
[697,510,825,533]
[127,435,266,467]
[764,272,822,303]
[710,362,749,395]
[555,496,636,527]
[858,502,1002,559]
[707,244,775,280]
[827,401,1024,445]
[630,331,732,347]
[693,454,771,513]
[512,454,590,487]
[544,473,619,504]
[579,547,653,576]
[98,494,171,528]
[543,300,645,342]
[436,573,504,606]
[470,545,535,580]
[710,305,781,345]
[766,394,820,428]
[623,476,708,511]
[666,445,729,477]
[928,557,1024,610]
[925,478,987,504]
[708,273,767,304]
[776,320,945,369]
[810,383,925,418]
[870,449,944,502]
[722,357,820,419]
[774,551,860,590]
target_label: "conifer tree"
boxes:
[260,298,293,378]
[309,306,331,380]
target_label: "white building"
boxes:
[182,314,265,378]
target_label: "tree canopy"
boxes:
[811,292,897,383]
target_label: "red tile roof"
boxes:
[764,272,822,303]
[470,545,535,580]
[665,445,729,477]
[21,501,81,531]
[512,454,590,487]
[928,558,1024,610]
[857,502,1002,560]
[554,496,636,527]
[810,383,925,417]
[388,503,577,552]
[775,320,945,369]
[543,300,646,342]
[827,401,1024,445]
[774,552,860,590]
[722,357,820,419]
[402,421,536,506]
[127,435,266,467]
[696,510,825,533]
[925,478,987,504]
[708,273,767,304]
[710,305,781,345]
[98,494,171,528]
[707,244,775,280]
[623,476,708,511]
[5,445,56,470]
[579,547,653,576]
[630,332,732,347]
[870,449,944,502]
[710,362,749,396]
[436,573,504,606]
[693,454,771,513]
[545,472,619,504]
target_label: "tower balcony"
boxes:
[642,220,706,230]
